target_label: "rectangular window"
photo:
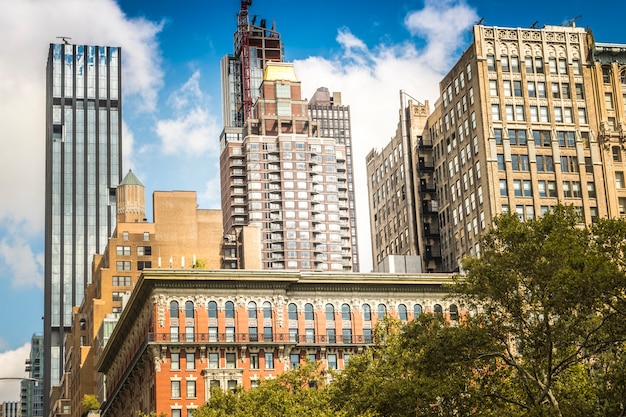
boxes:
[501,55,510,72]
[226,353,236,369]
[616,172,625,189]
[326,328,336,343]
[208,353,219,369]
[548,181,557,197]
[250,353,259,369]
[137,246,152,256]
[605,93,614,109]
[528,81,536,97]
[497,154,505,171]
[171,353,180,370]
[500,179,508,196]
[503,80,511,96]
[328,354,338,370]
[530,106,538,122]
[116,261,131,271]
[575,83,584,99]
[186,380,196,398]
[265,352,274,369]
[116,246,130,256]
[525,56,534,72]
[538,181,547,197]
[492,104,500,121]
[489,80,498,96]
[536,155,545,172]
[523,180,532,196]
[186,352,195,370]
[171,381,181,398]
[511,56,520,73]
[513,180,522,197]
[537,82,546,98]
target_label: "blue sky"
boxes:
[0,0,625,401]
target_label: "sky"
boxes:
[1,0,625,403]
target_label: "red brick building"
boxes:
[96,269,457,417]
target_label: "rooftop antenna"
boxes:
[475,17,485,26]
[561,15,581,27]
[530,21,539,29]
[56,36,71,45]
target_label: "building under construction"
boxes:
[220,0,283,128]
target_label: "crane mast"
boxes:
[238,0,253,124]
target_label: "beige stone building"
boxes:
[368,24,626,273]
[366,95,440,272]
[431,24,626,270]
[52,171,228,417]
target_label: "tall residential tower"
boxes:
[44,42,122,410]
[220,63,356,271]
[219,3,358,271]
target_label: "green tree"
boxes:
[193,361,344,417]
[80,394,100,417]
[454,205,626,416]
[329,315,506,417]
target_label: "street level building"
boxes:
[96,269,457,417]
[44,42,123,409]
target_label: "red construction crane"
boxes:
[238,0,253,124]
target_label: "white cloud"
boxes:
[0,343,30,403]
[0,234,44,289]
[0,0,163,289]
[295,0,476,271]
[156,70,221,156]
[404,0,478,71]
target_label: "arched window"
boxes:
[208,301,218,319]
[325,304,335,321]
[362,304,371,321]
[288,303,298,321]
[449,304,459,321]
[398,304,408,321]
[170,301,179,318]
[170,301,179,342]
[263,301,272,319]
[185,301,194,319]
[248,301,257,319]
[304,303,314,320]
[79,319,86,331]
[185,301,195,342]
[377,304,387,319]
[341,304,351,321]
[225,301,235,319]
[434,304,443,317]
[413,304,423,318]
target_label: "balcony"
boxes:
[171,330,373,346]
[419,180,436,193]
[424,244,442,259]
[422,200,439,214]
[418,136,433,148]
[418,159,434,171]
[424,222,440,237]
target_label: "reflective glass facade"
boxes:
[44,43,122,411]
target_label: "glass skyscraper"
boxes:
[44,43,122,412]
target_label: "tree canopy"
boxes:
[193,206,626,417]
